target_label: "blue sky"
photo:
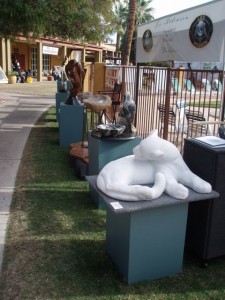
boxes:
[152,0,214,18]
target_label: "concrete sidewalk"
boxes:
[0,91,55,271]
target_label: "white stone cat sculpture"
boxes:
[97,130,212,201]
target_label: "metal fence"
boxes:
[105,65,224,152]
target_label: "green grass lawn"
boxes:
[0,107,225,300]
[189,100,221,108]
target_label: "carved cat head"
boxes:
[133,130,180,161]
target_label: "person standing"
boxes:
[61,56,69,81]
[59,56,69,92]
[12,57,21,82]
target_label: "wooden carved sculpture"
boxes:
[65,59,85,105]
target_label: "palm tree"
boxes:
[113,1,128,51]
[121,0,136,65]
[120,0,154,65]
[136,0,154,26]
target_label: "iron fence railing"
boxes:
[105,65,224,152]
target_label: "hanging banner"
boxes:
[136,0,225,63]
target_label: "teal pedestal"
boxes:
[88,133,142,209]
[59,104,85,147]
[107,204,188,284]
[86,176,218,284]
[88,133,142,175]
[55,92,69,122]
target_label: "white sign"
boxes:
[110,201,123,210]
[43,46,59,55]
[136,0,225,63]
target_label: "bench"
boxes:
[86,175,218,284]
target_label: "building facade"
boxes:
[0,35,118,81]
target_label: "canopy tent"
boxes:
[136,0,225,63]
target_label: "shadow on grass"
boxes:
[22,190,106,236]
[2,234,225,300]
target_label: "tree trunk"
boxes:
[121,0,136,66]
[116,32,121,52]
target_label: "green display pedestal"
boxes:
[88,133,142,175]
[59,104,85,147]
[88,133,142,209]
[86,176,218,284]
[55,92,69,123]
[107,203,187,284]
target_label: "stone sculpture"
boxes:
[117,92,136,134]
[83,95,112,113]
[97,130,212,201]
[218,125,225,139]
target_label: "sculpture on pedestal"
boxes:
[117,92,136,134]
[65,59,85,105]
[219,125,225,139]
[97,130,212,201]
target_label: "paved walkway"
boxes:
[0,91,54,271]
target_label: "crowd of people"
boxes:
[11,55,69,83]
[11,56,32,83]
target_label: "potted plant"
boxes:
[8,71,18,84]
[47,71,54,81]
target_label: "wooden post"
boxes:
[37,41,43,82]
